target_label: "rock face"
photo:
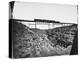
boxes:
[12,20,78,58]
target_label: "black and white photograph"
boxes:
[9,1,78,59]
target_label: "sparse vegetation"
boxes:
[12,20,77,58]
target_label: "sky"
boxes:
[13,1,78,24]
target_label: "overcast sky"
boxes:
[13,1,78,24]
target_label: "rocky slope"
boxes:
[12,20,78,58]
